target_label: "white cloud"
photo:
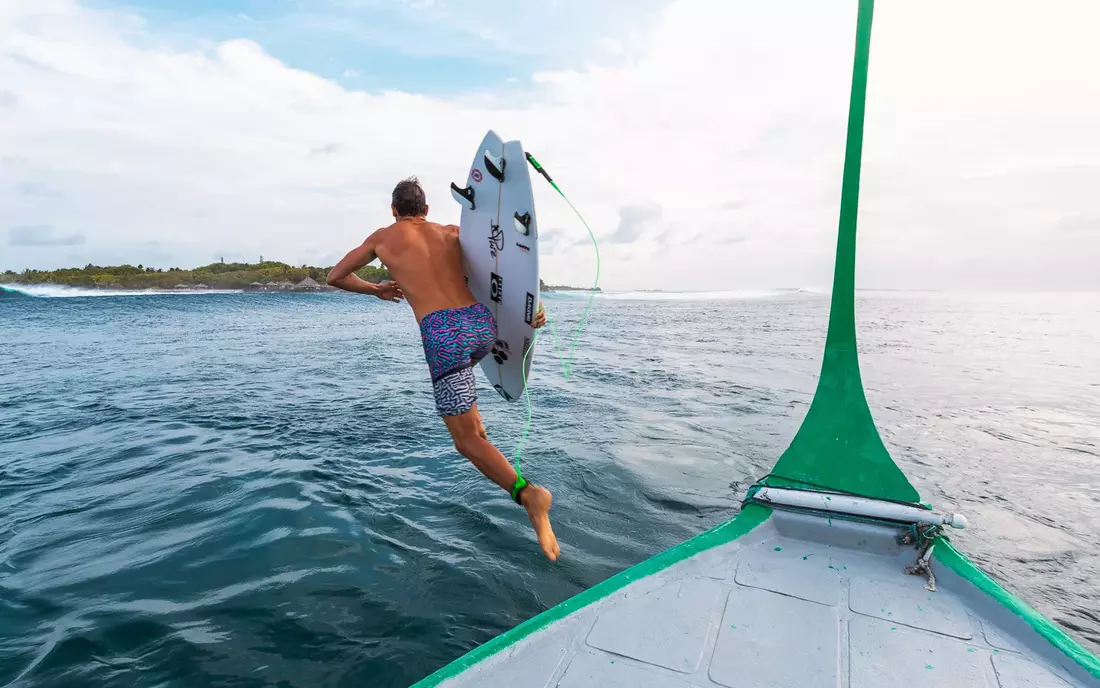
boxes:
[1,0,1098,291]
[9,224,85,247]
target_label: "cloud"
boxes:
[609,203,662,244]
[1056,215,1100,234]
[537,227,566,252]
[1,0,1098,291]
[9,225,85,246]
[16,181,65,197]
[309,143,342,156]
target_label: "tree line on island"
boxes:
[1,261,597,292]
[0,261,389,291]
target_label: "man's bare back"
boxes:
[325,177,559,561]
[371,217,476,323]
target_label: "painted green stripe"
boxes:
[766,0,919,504]
[410,505,772,687]
[934,538,1100,679]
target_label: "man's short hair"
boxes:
[392,177,428,217]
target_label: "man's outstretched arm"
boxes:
[327,231,401,300]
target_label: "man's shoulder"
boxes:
[368,223,396,242]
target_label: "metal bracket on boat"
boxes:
[748,487,968,594]
[902,522,943,592]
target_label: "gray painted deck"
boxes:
[433,510,1099,687]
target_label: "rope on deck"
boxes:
[903,522,944,592]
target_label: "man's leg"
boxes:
[475,408,488,441]
[435,376,560,562]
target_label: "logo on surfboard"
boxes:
[471,168,483,183]
[524,292,535,325]
[489,222,504,258]
[490,272,502,303]
[491,339,510,365]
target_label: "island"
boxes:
[1,261,598,294]
[540,279,600,293]
[0,261,390,291]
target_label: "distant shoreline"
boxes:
[3,262,599,295]
[1,260,388,292]
[539,279,600,293]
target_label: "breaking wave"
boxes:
[0,284,241,298]
[598,287,827,301]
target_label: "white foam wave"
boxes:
[1,284,241,298]
[599,288,826,301]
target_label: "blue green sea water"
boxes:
[1,287,1098,686]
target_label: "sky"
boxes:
[1,0,1099,291]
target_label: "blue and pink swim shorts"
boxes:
[419,303,497,416]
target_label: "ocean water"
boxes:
[1,287,1097,687]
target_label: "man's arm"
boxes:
[327,231,388,296]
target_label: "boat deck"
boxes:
[430,510,1097,687]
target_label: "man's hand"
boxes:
[533,303,547,328]
[375,280,404,303]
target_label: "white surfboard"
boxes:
[450,130,540,402]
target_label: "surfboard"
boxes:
[451,130,540,402]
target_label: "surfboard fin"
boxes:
[450,182,475,210]
[484,151,506,182]
[513,211,531,235]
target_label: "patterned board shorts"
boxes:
[419,303,497,416]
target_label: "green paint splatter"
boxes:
[730,625,737,629]
[917,605,925,613]
[803,555,811,561]
[891,627,897,631]
[993,649,1001,654]
[826,496,832,501]
[610,661,615,664]
[774,547,782,552]
[925,664,934,670]
[967,648,975,653]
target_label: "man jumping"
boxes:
[326,177,560,561]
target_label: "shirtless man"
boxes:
[326,177,560,562]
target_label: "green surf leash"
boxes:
[511,152,602,479]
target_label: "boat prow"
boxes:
[412,0,1100,684]
[416,500,1099,687]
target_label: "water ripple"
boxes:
[0,291,1097,686]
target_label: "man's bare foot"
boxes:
[520,485,560,562]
